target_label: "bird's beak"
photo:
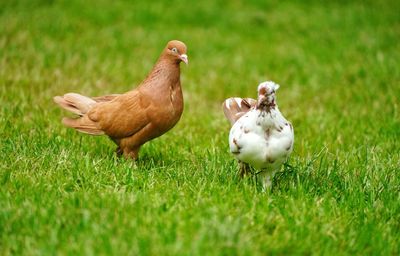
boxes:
[180,54,188,65]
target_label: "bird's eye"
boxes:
[171,47,178,53]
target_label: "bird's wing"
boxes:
[222,97,256,125]
[87,90,151,139]
[92,94,121,103]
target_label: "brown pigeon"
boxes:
[54,40,188,160]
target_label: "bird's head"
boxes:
[164,40,188,65]
[257,81,280,110]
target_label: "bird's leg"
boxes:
[238,161,252,177]
[259,171,273,192]
[115,147,123,157]
[122,146,140,160]
[263,175,272,190]
[111,138,123,157]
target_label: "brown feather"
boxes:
[62,116,104,135]
[222,97,256,125]
[92,94,120,102]
[53,96,82,116]
[53,93,96,116]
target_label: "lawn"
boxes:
[0,0,399,255]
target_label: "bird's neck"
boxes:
[141,58,181,89]
[255,95,282,128]
[256,105,285,129]
[256,96,277,113]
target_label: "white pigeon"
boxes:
[222,81,294,189]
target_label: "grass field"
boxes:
[1,0,399,255]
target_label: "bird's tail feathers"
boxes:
[62,116,104,135]
[54,93,96,116]
[222,97,257,125]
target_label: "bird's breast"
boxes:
[149,83,183,132]
[169,84,183,114]
[229,110,294,169]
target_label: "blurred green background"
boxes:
[0,0,399,255]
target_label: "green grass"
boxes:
[1,0,399,255]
